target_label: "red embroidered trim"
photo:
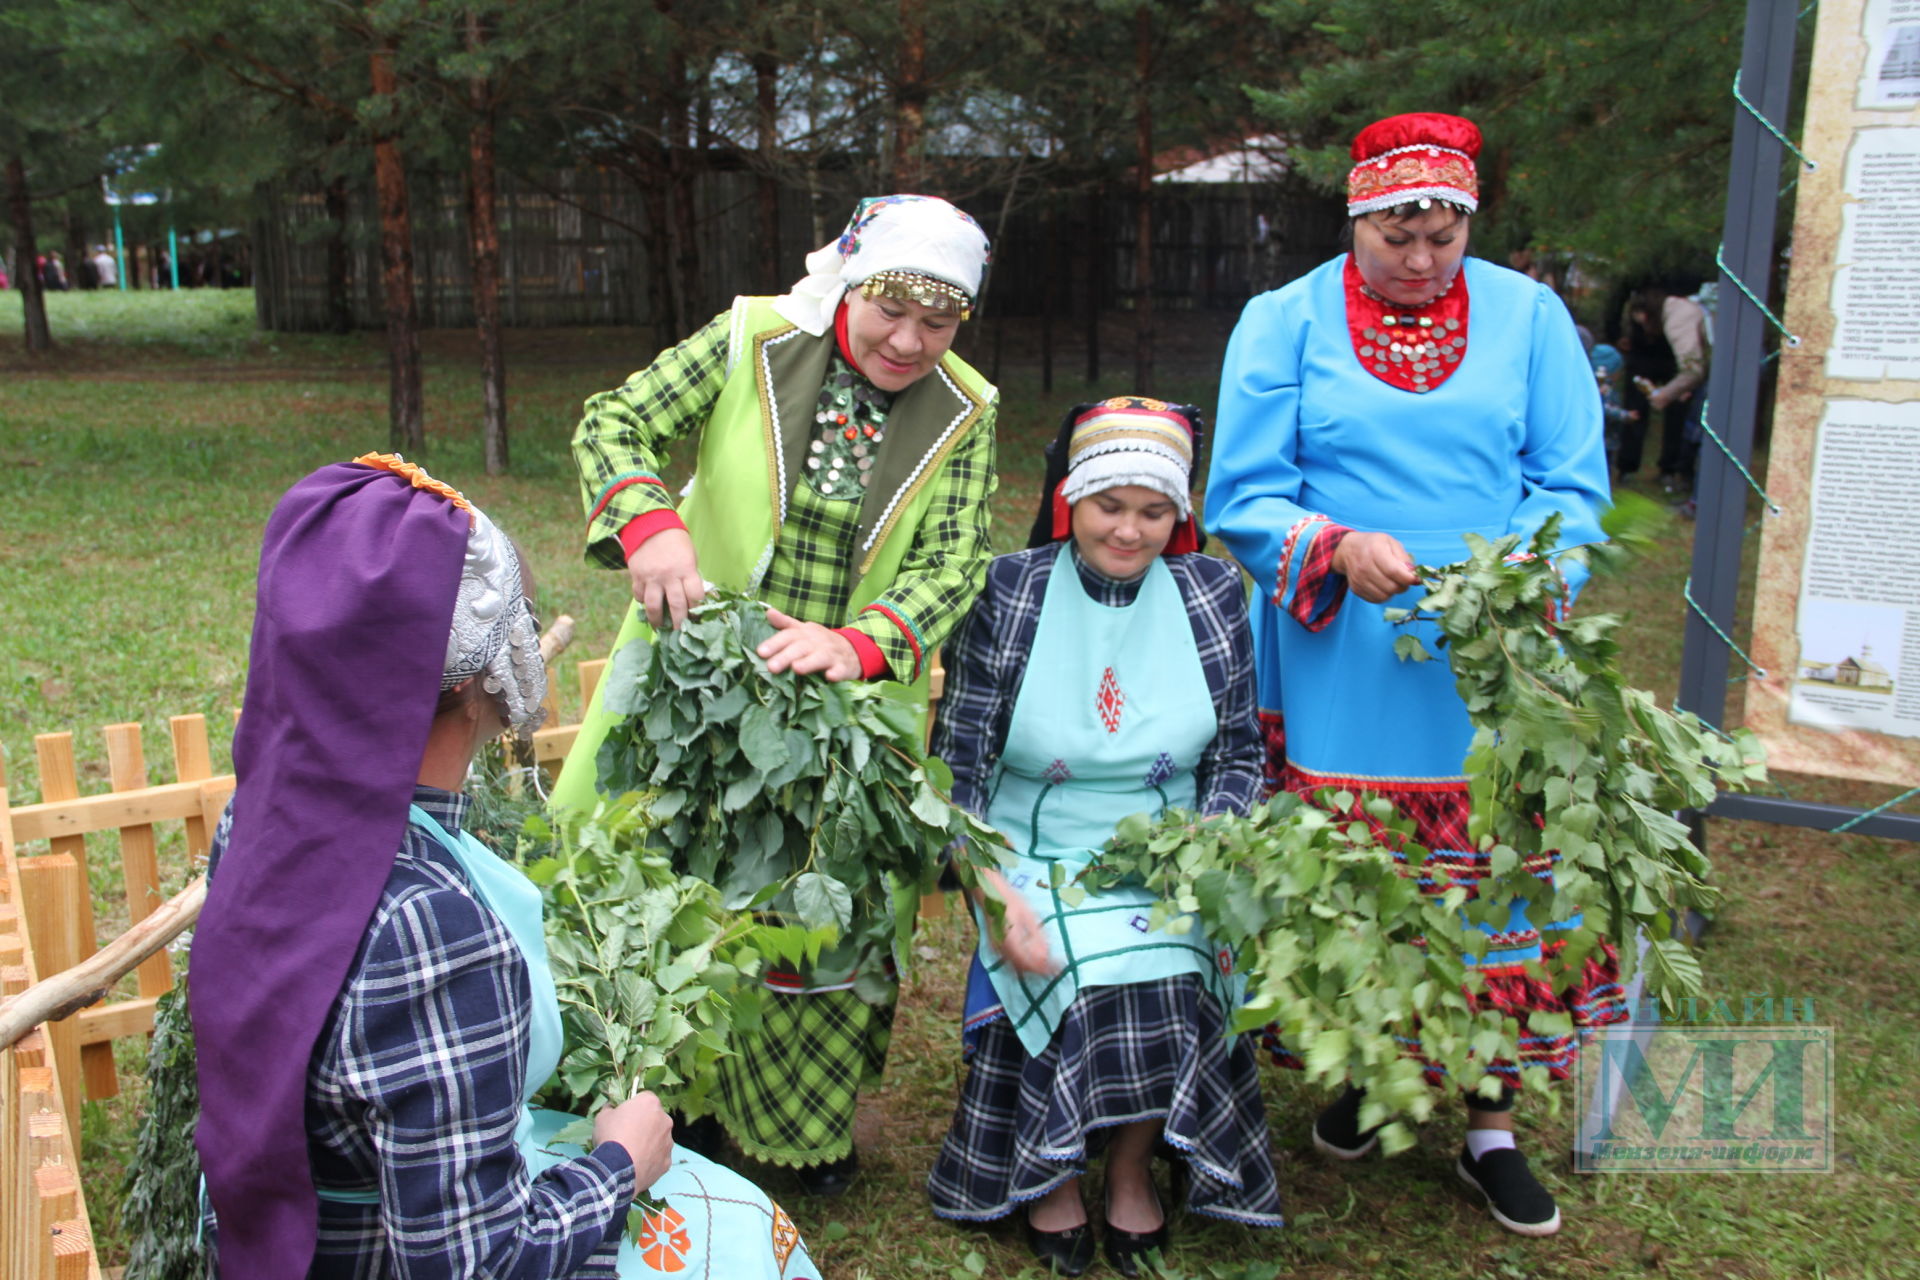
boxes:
[1272,514,1327,606]
[860,603,922,678]
[587,473,668,525]
[1096,667,1126,733]
[1343,256,1470,395]
[1290,525,1351,632]
[1346,151,1477,211]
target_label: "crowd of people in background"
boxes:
[3,241,249,292]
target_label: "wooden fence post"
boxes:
[17,856,86,1137]
[106,723,173,1000]
[578,659,606,721]
[28,737,98,952]
[170,715,216,867]
[2,740,124,1279]
[29,737,112,1099]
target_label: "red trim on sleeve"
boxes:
[587,474,668,526]
[1284,520,1353,633]
[859,603,923,677]
[617,508,689,562]
[836,628,890,680]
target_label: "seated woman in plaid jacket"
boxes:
[189,455,820,1278]
[925,401,1282,1277]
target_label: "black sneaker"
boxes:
[1311,1086,1380,1160]
[1455,1145,1562,1236]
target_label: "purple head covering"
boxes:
[189,457,471,1277]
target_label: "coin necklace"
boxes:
[805,355,894,501]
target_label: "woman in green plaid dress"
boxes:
[555,195,998,1194]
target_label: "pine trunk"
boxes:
[6,154,51,352]
[1132,3,1154,393]
[893,0,927,192]
[753,52,781,293]
[370,42,424,454]
[657,0,698,336]
[467,13,508,475]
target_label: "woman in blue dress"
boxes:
[926,399,1282,1276]
[1206,113,1626,1238]
[189,454,819,1278]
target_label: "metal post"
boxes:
[1678,3,1919,842]
[1676,0,1797,730]
[113,205,128,291]
[168,225,179,289]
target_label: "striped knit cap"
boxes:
[1060,396,1196,519]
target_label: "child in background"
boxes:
[1589,343,1637,480]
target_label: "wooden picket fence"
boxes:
[0,640,942,1276]
[0,652,607,1278]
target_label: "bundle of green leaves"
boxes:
[1086,515,1766,1146]
[516,796,762,1125]
[122,983,205,1280]
[593,592,1003,1005]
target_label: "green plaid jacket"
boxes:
[572,312,998,682]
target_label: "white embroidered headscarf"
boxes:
[442,503,547,735]
[771,194,992,336]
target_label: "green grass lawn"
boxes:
[4,291,1917,1279]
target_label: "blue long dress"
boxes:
[1206,253,1627,1083]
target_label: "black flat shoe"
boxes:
[1103,1218,1169,1277]
[1104,1177,1169,1278]
[1022,1219,1096,1276]
[795,1149,859,1198]
[1312,1085,1381,1160]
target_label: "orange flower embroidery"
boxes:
[632,1204,691,1272]
[769,1202,801,1271]
[352,452,473,514]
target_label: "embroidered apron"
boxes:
[974,548,1242,1058]
[315,806,819,1280]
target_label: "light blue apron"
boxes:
[974,548,1243,1057]
[313,805,820,1280]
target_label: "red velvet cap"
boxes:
[1346,113,1482,216]
[1350,112,1483,163]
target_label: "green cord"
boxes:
[1733,69,1819,173]
[1696,395,1783,515]
[1831,786,1920,833]
[1715,242,1801,348]
[1683,575,1768,681]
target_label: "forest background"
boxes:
[10,5,1906,1280]
[4,0,1769,464]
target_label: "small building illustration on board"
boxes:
[1801,641,1894,690]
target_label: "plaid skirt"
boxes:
[927,975,1283,1227]
[711,987,894,1167]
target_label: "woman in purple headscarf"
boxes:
[188,454,820,1278]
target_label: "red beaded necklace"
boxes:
[1342,256,1470,395]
